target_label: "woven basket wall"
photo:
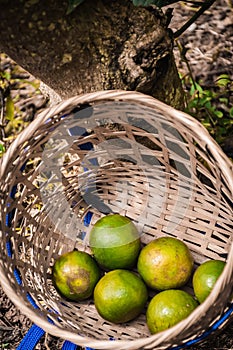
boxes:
[0,90,233,349]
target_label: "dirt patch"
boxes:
[168,0,233,84]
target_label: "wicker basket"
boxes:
[0,90,233,349]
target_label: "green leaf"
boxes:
[195,82,203,94]
[1,71,11,80]
[229,107,233,118]
[0,143,5,154]
[204,89,213,98]
[202,122,211,127]
[216,74,231,87]
[6,95,15,121]
[67,0,85,14]
[188,99,198,108]
[219,97,228,104]
[204,100,212,109]
[214,110,223,118]
[190,84,196,96]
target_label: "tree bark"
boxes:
[0,0,184,108]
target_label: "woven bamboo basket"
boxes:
[0,90,233,349]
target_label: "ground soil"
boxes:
[0,0,233,349]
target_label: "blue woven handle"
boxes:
[16,325,81,350]
[16,324,45,350]
[62,340,80,349]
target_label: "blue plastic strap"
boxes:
[62,340,79,349]
[84,211,93,227]
[16,324,45,350]
[171,302,233,349]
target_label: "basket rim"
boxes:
[0,89,233,349]
[1,89,233,189]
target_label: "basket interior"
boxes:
[0,100,233,342]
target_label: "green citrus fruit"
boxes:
[94,269,148,323]
[137,237,194,290]
[89,214,141,270]
[52,250,101,301]
[146,289,198,334]
[192,259,226,303]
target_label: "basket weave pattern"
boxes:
[0,90,233,349]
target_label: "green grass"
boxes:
[0,53,42,157]
[181,73,233,146]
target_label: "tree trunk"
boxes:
[0,0,184,108]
